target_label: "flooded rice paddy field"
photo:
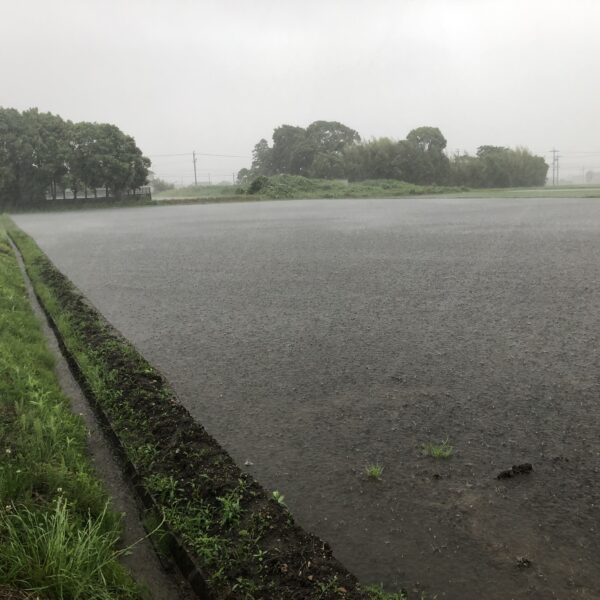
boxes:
[14,197,600,599]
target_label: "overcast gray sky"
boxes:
[1,0,599,184]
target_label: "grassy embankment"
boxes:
[0,219,141,598]
[156,177,600,203]
[6,218,400,599]
[154,174,467,202]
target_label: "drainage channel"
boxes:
[9,236,194,600]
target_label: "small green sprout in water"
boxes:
[422,438,453,459]
[272,490,286,506]
[365,464,384,480]
[367,583,437,599]
[366,583,407,599]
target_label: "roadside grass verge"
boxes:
[0,223,140,598]
[4,216,379,599]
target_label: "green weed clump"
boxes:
[422,439,453,459]
[366,583,407,599]
[365,464,384,480]
[0,221,140,598]
[366,583,437,599]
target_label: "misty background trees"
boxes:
[241,121,548,188]
[0,107,550,209]
[0,107,150,208]
[246,121,361,180]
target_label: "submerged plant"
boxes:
[366,583,407,599]
[272,490,286,506]
[422,438,453,459]
[365,464,384,480]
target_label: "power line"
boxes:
[147,149,250,186]
[160,172,237,177]
[148,151,250,158]
[148,153,190,157]
[553,150,600,156]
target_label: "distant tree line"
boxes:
[239,121,548,188]
[0,107,151,208]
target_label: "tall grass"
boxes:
[0,499,135,599]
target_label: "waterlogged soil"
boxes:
[14,197,600,600]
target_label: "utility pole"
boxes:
[208,173,211,185]
[550,149,559,185]
[192,151,198,186]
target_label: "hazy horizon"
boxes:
[2,0,599,184]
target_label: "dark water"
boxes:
[15,198,600,599]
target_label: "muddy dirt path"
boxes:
[14,197,600,599]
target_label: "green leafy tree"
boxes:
[306,120,360,152]
[23,109,70,200]
[270,125,309,175]
[307,121,360,178]
[450,146,548,187]
[0,107,150,207]
[249,121,360,179]
[311,152,346,179]
[94,124,150,194]
[241,120,547,189]
[250,139,273,175]
[236,167,251,184]
[0,108,57,206]
[0,108,28,207]
[403,126,450,184]
[344,138,402,181]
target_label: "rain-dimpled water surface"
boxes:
[14,197,600,600]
